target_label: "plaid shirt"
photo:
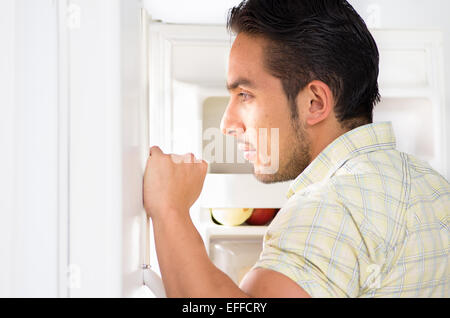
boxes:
[253,122,449,297]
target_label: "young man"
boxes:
[143,0,449,297]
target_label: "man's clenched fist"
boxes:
[143,146,208,221]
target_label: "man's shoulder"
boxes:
[282,147,449,225]
[336,147,448,187]
[282,150,407,239]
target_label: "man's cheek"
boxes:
[255,127,280,174]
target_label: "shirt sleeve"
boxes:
[252,191,376,298]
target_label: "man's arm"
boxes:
[152,208,310,298]
[144,146,310,298]
[152,210,247,297]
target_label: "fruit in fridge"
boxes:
[210,208,253,226]
[245,208,278,225]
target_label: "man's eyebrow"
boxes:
[226,78,256,91]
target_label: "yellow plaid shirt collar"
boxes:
[287,122,397,198]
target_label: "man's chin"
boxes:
[252,169,291,184]
[252,162,306,184]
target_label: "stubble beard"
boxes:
[253,119,311,184]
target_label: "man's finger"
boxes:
[184,153,195,163]
[170,154,185,164]
[149,146,163,157]
[201,159,209,172]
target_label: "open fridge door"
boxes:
[66,0,164,297]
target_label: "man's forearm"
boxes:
[152,210,249,298]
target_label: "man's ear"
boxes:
[304,80,334,126]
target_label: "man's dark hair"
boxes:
[227,0,380,129]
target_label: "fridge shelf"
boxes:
[203,223,268,239]
[195,220,268,257]
[199,173,291,209]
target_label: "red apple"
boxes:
[245,208,278,225]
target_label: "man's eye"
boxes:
[238,92,252,101]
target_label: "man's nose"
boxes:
[220,102,245,137]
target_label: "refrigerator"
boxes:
[1,0,447,297]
